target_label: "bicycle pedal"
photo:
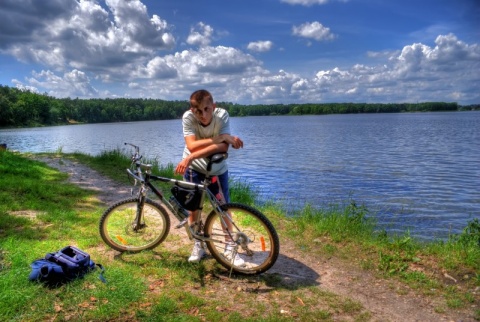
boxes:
[175,218,188,229]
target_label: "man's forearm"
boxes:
[187,134,229,153]
[188,142,228,160]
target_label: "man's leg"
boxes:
[215,172,245,266]
[184,169,206,263]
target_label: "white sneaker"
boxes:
[188,241,206,263]
[224,243,245,266]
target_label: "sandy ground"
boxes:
[33,155,477,322]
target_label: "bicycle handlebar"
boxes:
[124,142,139,151]
[124,143,227,186]
[125,142,143,162]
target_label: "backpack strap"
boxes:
[95,263,107,283]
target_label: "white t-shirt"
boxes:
[182,107,230,175]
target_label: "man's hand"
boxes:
[175,155,193,175]
[220,134,244,149]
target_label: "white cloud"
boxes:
[17,69,98,98]
[11,82,39,94]
[106,0,175,49]
[292,22,336,42]
[11,32,480,104]
[1,0,175,73]
[305,33,480,103]
[191,46,258,75]
[391,33,480,79]
[143,57,178,79]
[186,22,214,47]
[247,41,274,52]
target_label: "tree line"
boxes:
[0,84,476,128]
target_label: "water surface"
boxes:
[1,112,478,240]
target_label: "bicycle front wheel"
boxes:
[204,203,279,275]
[99,198,170,252]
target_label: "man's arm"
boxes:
[185,134,243,153]
[184,134,228,153]
[175,135,229,175]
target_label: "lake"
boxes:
[1,112,479,240]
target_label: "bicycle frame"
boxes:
[125,148,235,246]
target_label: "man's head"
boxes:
[190,89,216,126]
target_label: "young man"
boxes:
[175,89,245,265]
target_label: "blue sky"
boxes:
[0,0,479,105]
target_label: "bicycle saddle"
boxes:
[206,153,228,171]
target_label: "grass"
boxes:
[0,149,479,321]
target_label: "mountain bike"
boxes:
[99,143,279,275]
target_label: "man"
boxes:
[175,89,244,265]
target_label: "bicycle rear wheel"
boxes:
[99,198,170,252]
[204,203,279,275]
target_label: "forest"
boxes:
[0,84,475,128]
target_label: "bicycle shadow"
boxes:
[112,250,321,292]
[266,253,320,288]
[209,253,321,292]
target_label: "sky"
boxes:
[0,0,479,105]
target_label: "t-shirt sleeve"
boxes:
[182,111,197,137]
[218,109,230,135]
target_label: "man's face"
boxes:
[192,97,215,126]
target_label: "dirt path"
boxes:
[35,156,475,322]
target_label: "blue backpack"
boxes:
[29,246,105,287]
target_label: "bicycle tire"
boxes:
[204,203,279,275]
[99,198,170,252]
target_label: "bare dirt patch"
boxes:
[9,210,45,219]
[34,155,477,321]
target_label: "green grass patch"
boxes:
[0,151,92,213]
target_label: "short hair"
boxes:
[190,89,213,109]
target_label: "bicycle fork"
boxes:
[132,186,148,231]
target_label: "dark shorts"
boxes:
[184,169,230,204]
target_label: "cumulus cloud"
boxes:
[143,57,178,79]
[304,33,480,103]
[292,22,336,42]
[247,41,274,52]
[14,69,98,98]
[12,33,480,104]
[0,0,174,72]
[236,33,480,104]
[186,22,214,47]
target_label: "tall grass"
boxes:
[73,147,178,182]
[287,201,376,242]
